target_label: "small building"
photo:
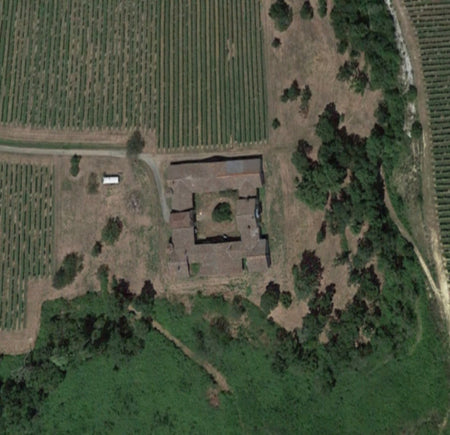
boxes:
[102,175,120,185]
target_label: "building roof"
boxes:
[170,211,193,229]
[102,175,120,185]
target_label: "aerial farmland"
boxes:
[0,0,448,432]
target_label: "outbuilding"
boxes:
[102,175,120,185]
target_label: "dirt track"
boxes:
[389,0,450,334]
[382,168,450,332]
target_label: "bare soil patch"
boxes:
[55,156,167,295]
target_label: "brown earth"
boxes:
[261,0,381,150]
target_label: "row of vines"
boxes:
[0,0,267,149]
[0,162,54,330]
[155,0,267,149]
[404,0,450,273]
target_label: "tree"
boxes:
[261,281,281,314]
[411,120,423,139]
[53,253,84,289]
[281,80,301,102]
[70,155,81,177]
[102,217,123,245]
[300,1,314,20]
[271,37,281,48]
[126,130,145,157]
[269,0,293,32]
[272,118,281,129]
[318,0,327,17]
[212,202,232,223]
[293,250,324,298]
[406,85,417,102]
[316,221,327,244]
[280,291,293,308]
[91,241,102,257]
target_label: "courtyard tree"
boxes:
[212,202,233,223]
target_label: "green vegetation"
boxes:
[212,202,233,223]
[402,0,450,270]
[96,264,109,293]
[272,118,281,129]
[269,0,293,31]
[316,221,327,244]
[126,130,145,157]
[190,263,201,277]
[293,250,324,298]
[337,60,369,95]
[53,253,84,289]
[0,0,267,150]
[260,281,280,314]
[91,241,102,257]
[318,0,328,17]
[101,217,123,245]
[271,37,281,48]
[280,291,292,308]
[157,0,267,148]
[0,162,54,329]
[300,1,314,20]
[69,155,81,177]
[281,80,301,102]
[411,120,423,139]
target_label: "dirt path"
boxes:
[382,168,450,332]
[152,320,231,393]
[0,144,170,223]
[389,0,450,334]
[0,125,130,145]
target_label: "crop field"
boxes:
[0,0,267,149]
[0,161,54,330]
[404,0,450,273]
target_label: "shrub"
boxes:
[293,250,324,298]
[280,291,293,308]
[318,0,327,17]
[96,264,109,292]
[406,85,417,102]
[272,37,281,48]
[316,221,327,244]
[91,241,102,257]
[300,1,314,20]
[212,202,232,223]
[70,155,81,177]
[102,217,123,245]
[272,118,281,129]
[87,172,99,194]
[281,80,301,102]
[261,282,281,314]
[411,120,423,139]
[126,130,145,157]
[53,253,84,289]
[269,0,293,32]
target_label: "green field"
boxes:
[0,161,54,329]
[404,0,450,274]
[0,0,267,149]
